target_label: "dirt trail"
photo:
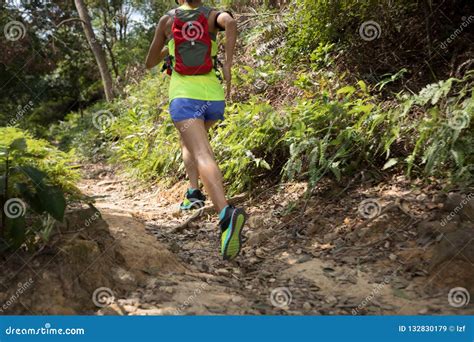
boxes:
[71,163,474,316]
[2,162,470,315]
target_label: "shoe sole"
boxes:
[222,208,246,261]
[180,200,205,211]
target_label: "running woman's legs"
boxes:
[174,118,227,212]
[180,139,199,190]
[180,120,219,191]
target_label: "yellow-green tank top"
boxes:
[167,5,225,102]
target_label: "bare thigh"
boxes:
[180,119,219,158]
[174,119,214,160]
[205,120,219,132]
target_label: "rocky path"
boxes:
[73,164,474,315]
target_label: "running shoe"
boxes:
[219,206,247,260]
[180,188,206,210]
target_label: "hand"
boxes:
[222,63,232,101]
[161,46,169,57]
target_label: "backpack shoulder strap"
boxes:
[198,6,214,19]
[166,8,178,19]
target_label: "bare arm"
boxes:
[217,12,237,98]
[145,15,169,69]
[217,12,237,67]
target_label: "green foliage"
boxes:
[284,0,368,61]
[0,128,79,251]
[49,0,473,199]
[53,67,473,198]
[212,99,280,194]
[280,75,473,188]
[0,128,80,194]
[48,103,112,161]
[105,75,179,181]
[402,73,474,181]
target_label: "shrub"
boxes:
[0,128,80,251]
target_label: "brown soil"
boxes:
[1,163,473,315]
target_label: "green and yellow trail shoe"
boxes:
[219,206,247,261]
[180,188,206,211]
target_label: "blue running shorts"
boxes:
[169,98,225,122]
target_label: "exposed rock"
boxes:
[133,308,170,315]
[247,230,270,247]
[323,232,338,243]
[429,223,474,293]
[112,267,137,287]
[97,305,123,316]
[442,193,474,222]
[102,212,186,283]
[0,207,186,315]
[247,215,265,229]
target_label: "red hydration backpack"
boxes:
[171,7,213,76]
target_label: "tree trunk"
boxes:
[105,39,119,78]
[74,0,114,102]
[101,7,119,78]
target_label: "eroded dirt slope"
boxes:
[78,164,474,315]
[1,163,472,315]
